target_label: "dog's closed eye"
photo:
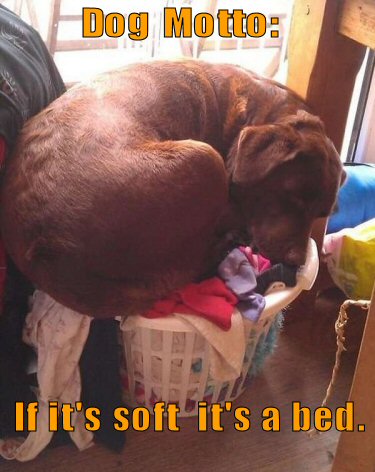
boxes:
[318,211,330,217]
[317,202,338,218]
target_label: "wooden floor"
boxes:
[1,287,366,472]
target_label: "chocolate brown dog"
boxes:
[0,60,345,317]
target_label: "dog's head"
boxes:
[228,110,346,266]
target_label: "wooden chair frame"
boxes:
[287,2,374,470]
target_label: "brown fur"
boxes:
[0,60,345,317]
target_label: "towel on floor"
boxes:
[0,291,93,462]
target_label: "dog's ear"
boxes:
[230,122,300,186]
[230,110,332,187]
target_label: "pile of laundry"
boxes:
[142,246,297,327]
[0,245,297,461]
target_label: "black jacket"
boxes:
[0,4,65,150]
[0,5,65,439]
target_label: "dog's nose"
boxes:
[285,247,307,266]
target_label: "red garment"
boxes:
[0,137,6,311]
[239,246,271,274]
[142,277,238,331]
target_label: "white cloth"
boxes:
[175,310,248,381]
[0,291,94,462]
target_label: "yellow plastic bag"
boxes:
[323,218,375,299]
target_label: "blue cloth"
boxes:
[247,312,284,379]
[218,249,265,322]
[327,164,375,234]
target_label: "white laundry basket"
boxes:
[120,239,319,417]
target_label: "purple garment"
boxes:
[218,249,266,322]
[238,294,266,321]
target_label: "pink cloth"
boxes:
[239,246,271,274]
[142,277,238,330]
